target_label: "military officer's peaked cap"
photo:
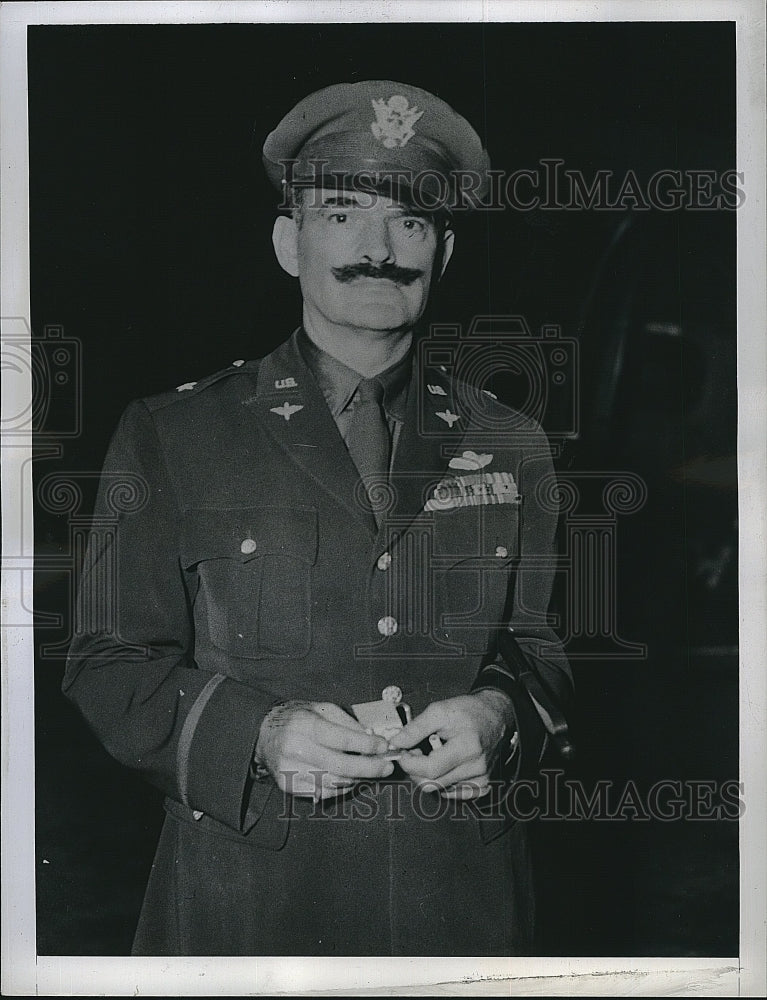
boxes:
[262,80,491,210]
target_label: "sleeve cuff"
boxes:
[182,674,274,833]
[471,665,548,783]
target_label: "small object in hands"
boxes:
[428,733,443,751]
[352,687,411,740]
[381,685,402,705]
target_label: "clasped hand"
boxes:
[256,691,513,802]
[255,701,394,800]
[387,690,513,800]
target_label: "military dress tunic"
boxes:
[63,329,572,956]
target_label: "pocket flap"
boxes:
[433,499,521,567]
[181,506,318,568]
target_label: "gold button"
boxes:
[495,545,508,558]
[241,538,257,555]
[377,616,398,637]
[377,552,392,571]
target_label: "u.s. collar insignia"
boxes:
[449,450,493,471]
[370,95,424,149]
[270,401,303,421]
[436,409,460,427]
[427,383,447,396]
[275,376,298,390]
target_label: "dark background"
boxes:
[29,21,738,956]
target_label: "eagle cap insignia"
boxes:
[370,95,424,148]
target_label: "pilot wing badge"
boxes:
[370,95,424,148]
[270,401,304,422]
[449,450,493,471]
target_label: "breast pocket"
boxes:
[181,506,318,659]
[434,500,521,653]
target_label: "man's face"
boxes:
[275,188,453,335]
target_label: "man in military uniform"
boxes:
[64,80,571,956]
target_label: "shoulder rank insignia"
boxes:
[270,401,303,421]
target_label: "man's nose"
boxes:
[356,215,394,264]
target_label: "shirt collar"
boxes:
[297,327,411,422]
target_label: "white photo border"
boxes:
[2,1,764,995]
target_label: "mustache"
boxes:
[331,262,424,285]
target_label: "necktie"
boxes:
[346,378,390,524]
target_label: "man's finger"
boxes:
[441,779,492,800]
[315,784,357,801]
[387,703,446,749]
[395,740,473,780]
[311,715,389,755]
[314,703,366,730]
[275,767,358,799]
[430,759,487,788]
[314,772,358,801]
[314,747,396,779]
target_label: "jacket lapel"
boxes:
[251,332,376,534]
[250,332,478,536]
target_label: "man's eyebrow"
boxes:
[389,205,436,221]
[318,194,359,208]
[313,195,438,222]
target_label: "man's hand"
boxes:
[255,701,394,800]
[387,690,514,800]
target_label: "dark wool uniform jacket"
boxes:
[64,330,572,956]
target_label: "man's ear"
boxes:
[438,228,455,279]
[272,215,299,277]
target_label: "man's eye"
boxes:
[400,218,427,233]
[328,213,348,223]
